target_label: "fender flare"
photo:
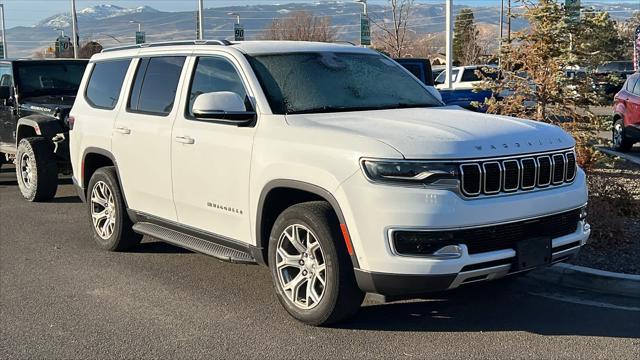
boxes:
[255,179,360,269]
[80,147,131,210]
[16,115,65,144]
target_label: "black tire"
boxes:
[87,166,142,251]
[268,201,364,326]
[16,137,58,202]
[612,119,634,152]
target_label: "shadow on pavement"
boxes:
[336,278,640,338]
[49,196,82,203]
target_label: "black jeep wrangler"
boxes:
[0,59,88,201]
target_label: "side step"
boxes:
[132,222,256,264]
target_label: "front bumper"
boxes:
[355,220,589,296]
[334,168,590,296]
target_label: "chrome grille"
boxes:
[460,150,577,197]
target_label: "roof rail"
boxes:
[102,39,232,53]
[331,40,357,46]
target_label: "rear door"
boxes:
[111,55,189,221]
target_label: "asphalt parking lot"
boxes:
[1,165,639,359]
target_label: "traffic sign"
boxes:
[234,23,245,41]
[360,14,371,46]
[136,31,146,45]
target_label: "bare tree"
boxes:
[262,11,336,42]
[371,0,415,58]
[78,41,103,59]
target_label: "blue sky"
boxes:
[1,0,636,28]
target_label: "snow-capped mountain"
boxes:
[37,4,159,28]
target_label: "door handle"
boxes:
[175,135,195,144]
[115,126,131,135]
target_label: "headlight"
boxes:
[361,159,460,187]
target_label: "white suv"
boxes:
[70,40,590,325]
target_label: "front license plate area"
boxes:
[514,236,552,271]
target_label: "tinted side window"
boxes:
[85,60,130,110]
[400,63,423,81]
[461,68,480,82]
[187,57,248,117]
[625,76,638,92]
[0,64,13,87]
[633,77,640,96]
[128,56,185,115]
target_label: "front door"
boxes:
[171,55,256,242]
[111,55,188,221]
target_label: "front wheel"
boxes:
[87,166,142,251]
[268,201,364,326]
[612,119,633,152]
[16,137,58,202]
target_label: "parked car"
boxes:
[594,60,635,98]
[0,59,88,201]
[394,58,434,86]
[438,88,492,112]
[612,72,640,151]
[434,65,498,90]
[71,40,589,326]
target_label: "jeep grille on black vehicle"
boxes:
[460,150,577,197]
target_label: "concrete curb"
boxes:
[528,263,640,298]
[596,146,640,166]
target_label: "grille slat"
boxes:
[459,150,577,197]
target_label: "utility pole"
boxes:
[71,0,78,58]
[0,4,7,59]
[197,0,204,40]
[506,0,511,44]
[498,0,504,66]
[445,0,453,89]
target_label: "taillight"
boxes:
[68,116,76,130]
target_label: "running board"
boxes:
[132,222,256,264]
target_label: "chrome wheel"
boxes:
[19,152,34,189]
[91,181,116,240]
[276,224,327,310]
[613,122,623,148]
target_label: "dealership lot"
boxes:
[0,165,638,359]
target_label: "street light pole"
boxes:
[445,0,453,89]
[71,0,78,58]
[197,0,204,40]
[499,0,504,66]
[0,4,7,59]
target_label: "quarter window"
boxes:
[85,60,130,110]
[187,57,249,117]
[128,56,186,115]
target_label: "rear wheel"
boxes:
[268,201,364,326]
[16,137,58,202]
[612,119,633,152]
[87,166,142,251]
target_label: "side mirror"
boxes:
[192,91,256,125]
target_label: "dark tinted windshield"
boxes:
[15,61,87,97]
[247,52,441,114]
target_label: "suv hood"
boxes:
[19,95,76,118]
[285,106,575,159]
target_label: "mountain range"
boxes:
[4,1,638,57]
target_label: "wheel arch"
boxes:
[255,179,359,269]
[81,147,130,209]
[16,115,65,144]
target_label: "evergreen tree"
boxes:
[453,8,481,66]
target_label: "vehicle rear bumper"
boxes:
[72,176,86,202]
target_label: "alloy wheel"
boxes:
[19,153,34,189]
[90,181,116,240]
[613,123,623,148]
[276,224,327,310]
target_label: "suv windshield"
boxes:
[247,52,442,114]
[15,61,87,98]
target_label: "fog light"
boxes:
[392,231,458,257]
[433,245,463,259]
